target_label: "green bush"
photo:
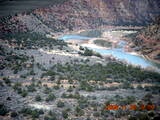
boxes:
[13,82,22,90]
[20,108,43,118]
[137,84,143,89]
[80,81,94,92]
[27,83,36,92]
[46,93,56,102]
[10,111,18,117]
[3,77,11,86]
[21,89,28,97]
[79,46,84,50]
[83,48,93,56]
[93,112,100,117]
[44,86,52,94]
[0,81,4,86]
[44,115,57,120]
[0,104,8,116]
[62,110,68,119]
[75,106,84,116]
[44,111,57,120]
[67,86,73,92]
[35,95,42,101]
[57,101,65,108]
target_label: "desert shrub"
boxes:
[137,84,143,89]
[46,93,56,102]
[3,77,11,86]
[75,106,84,116]
[44,111,57,120]
[62,110,68,119]
[44,86,52,94]
[13,82,22,90]
[21,89,28,97]
[27,83,36,92]
[35,95,42,101]
[20,108,43,118]
[93,112,100,117]
[57,101,65,108]
[10,111,18,117]
[83,48,93,56]
[143,93,153,101]
[44,115,57,120]
[0,104,8,116]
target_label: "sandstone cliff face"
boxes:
[0,0,160,35]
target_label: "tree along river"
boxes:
[59,29,160,71]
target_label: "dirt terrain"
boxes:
[0,0,160,120]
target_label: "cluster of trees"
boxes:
[0,46,29,71]
[13,82,31,97]
[1,32,67,49]
[80,80,94,91]
[43,62,160,83]
[20,107,44,119]
[78,29,102,37]
[61,93,80,99]
[79,47,102,58]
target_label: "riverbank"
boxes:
[57,28,160,71]
[51,26,142,39]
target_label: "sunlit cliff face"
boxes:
[86,0,160,25]
[0,0,160,26]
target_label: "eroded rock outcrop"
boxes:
[135,17,160,63]
[0,0,159,35]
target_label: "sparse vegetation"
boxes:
[0,104,8,116]
[1,32,67,49]
[62,109,68,119]
[10,111,18,118]
[94,39,112,47]
[43,62,160,82]
[20,108,44,118]
[57,100,65,108]
[35,95,42,101]
[46,93,56,102]
[79,47,102,58]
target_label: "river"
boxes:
[59,29,160,71]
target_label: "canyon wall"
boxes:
[0,0,160,35]
[135,17,160,63]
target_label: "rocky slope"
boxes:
[134,17,160,63]
[0,0,160,35]
[0,1,160,120]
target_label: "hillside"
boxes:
[0,0,69,17]
[0,0,160,120]
[0,0,160,35]
[130,17,160,63]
